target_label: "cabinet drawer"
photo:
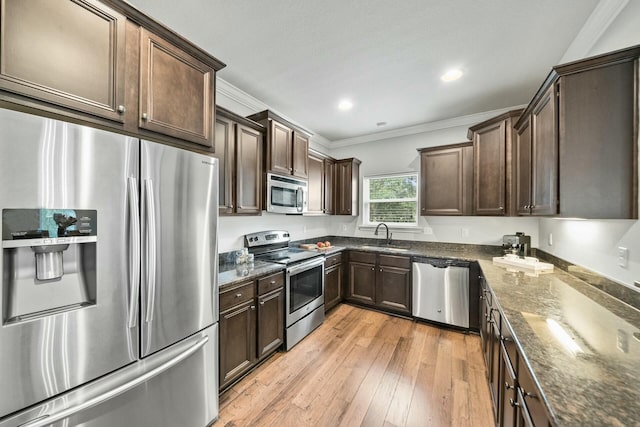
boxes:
[258,271,285,295]
[379,254,410,269]
[220,281,256,312]
[518,359,550,427]
[325,252,343,268]
[349,251,376,264]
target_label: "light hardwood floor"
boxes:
[217,304,494,427]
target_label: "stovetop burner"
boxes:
[244,230,322,265]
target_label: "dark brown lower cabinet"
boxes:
[324,252,343,312]
[479,275,553,427]
[346,251,411,316]
[219,271,284,391]
[257,288,284,360]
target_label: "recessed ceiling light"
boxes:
[338,99,353,111]
[441,69,463,82]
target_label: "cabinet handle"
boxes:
[524,205,529,209]
[499,206,504,210]
[270,280,276,285]
[487,319,495,324]
[509,398,520,408]
[260,301,265,306]
[479,295,484,300]
[141,113,148,121]
[501,335,510,342]
[235,293,242,298]
[117,105,126,114]
[250,305,255,310]
[524,391,537,399]
[379,268,383,272]
[530,205,535,209]
[371,267,374,271]
[505,382,514,390]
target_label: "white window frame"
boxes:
[362,172,419,227]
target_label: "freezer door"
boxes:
[0,109,139,418]
[140,140,218,357]
[0,324,219,427]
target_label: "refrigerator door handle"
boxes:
[144,178,157,323]
[17,336,210,427]
[127,177,141,328]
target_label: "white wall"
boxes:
[328,123,540,247]
[588,0,640,55]
[219,213,332,253]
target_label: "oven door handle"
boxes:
[286,256,325,276]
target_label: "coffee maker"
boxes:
[502,232,531,258]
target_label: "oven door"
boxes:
[285,256,324,326]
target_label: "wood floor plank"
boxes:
[217,304,494,427]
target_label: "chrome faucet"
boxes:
[374,223,392,245]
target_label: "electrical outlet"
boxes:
[303,225,307,233]
[460,228,469,238]
[341,224,347,232]
[424,227,433,235]
[617,329,629,353]
[548,233,553,246]
[618,247,628,268]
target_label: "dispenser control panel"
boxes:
[2,208,97,248]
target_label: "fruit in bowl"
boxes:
[325,241,331,247]
[317,242,325,248]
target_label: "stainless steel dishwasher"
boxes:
[412,257,470,328]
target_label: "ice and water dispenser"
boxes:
[2,208,97,323]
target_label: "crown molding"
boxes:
[559,0,628,63]
[328,105,527,149]
[216,77,332,152]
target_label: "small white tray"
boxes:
[492,256,554,273]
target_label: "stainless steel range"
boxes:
[245,230,324,350]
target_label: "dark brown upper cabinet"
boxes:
[515,45,640,219]
[418,142,473,216]
[307,151,325,215]
[515,85,558,216]
[139,28,215,148]
[468,110,523,216]
[335,158,361,216]
[247,110,311,179]
[0,0,225,152]
[214,106,264,216]
[324,158,336,215]
[0,0,127,122]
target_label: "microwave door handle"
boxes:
[296,187,303,212]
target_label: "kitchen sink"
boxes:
[359,245,409,252]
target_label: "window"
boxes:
[363,173,418,226]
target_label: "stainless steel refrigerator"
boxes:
[0,108,219,426]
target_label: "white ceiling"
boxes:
[127,0,602,142]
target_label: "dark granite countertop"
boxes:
[478,260,640,427]
[218,260,284,289]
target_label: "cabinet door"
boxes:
[480,290,490,370]
[214,115,235,215]
[515,118,532,215]
[236,124,262,215]
[292,132,309,178]
[324,264,343,312]
[307,153,325,214]
[219,301,256,390]
[348,262,376,305]
[0,0,126,122]
[336,160,358,216]
[500,344,517,427]
[257,288,284,360]
[489,310,502,418]
[531,85,558,215]
[324,158,335,215]
[473,121,506,215]
[376,265,411,314]
[269,121,292,175]
[420,145,472,215]
[139,28,214,147]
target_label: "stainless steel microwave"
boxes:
[266,173,308,214]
